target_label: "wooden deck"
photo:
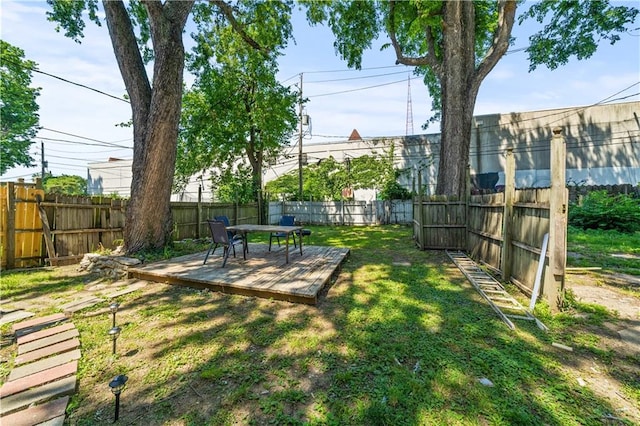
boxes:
[128,244,350,305]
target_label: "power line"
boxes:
[2,57,129,104]
[308,76,420,98]
[40,128,132,149]
[306,70,411,84]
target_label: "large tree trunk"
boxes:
[436,1,477,197]
[103,1,194,253]
[435,1,516,196]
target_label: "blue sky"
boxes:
[1,1,639,181]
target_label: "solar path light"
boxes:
[109,302,120,327]
[108,326,121,355]
[108,374,128,422]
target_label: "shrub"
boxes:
[569,190,640,233]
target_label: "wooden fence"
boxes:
[269,200,413,225]
[1,183,259,269]
[413,128,567,308]
[0,180,44,268]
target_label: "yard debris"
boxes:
[551,342,573,351]
[478,377,494,387]
[412,361,421,374]
[577,377,586,387]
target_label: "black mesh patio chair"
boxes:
[214,215,246,251]
[269,215,296,251]
[203,220,245,267]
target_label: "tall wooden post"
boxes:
[501,149,515,281]
[547,127,567,309]
[417,169,424,249]
[6,182,16,269]
[464,165,471,251]
[196,185,202,239]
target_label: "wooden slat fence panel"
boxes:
[467,192,504,270]
[509,189,550,295]
[414,196,466,250]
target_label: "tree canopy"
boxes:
[178,1,296,218]
[266,147,410,201]
[43,174,87,195]
[303,0,638,196]
[0,40,40,175]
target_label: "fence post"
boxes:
[196,185,202,239]
[417,169,424,249]
[465,165,471,251]
[547,127,567,309]
[6,182,15,269]
[501,149,515,281]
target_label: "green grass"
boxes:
[567,226,640,275]
[1,225,638,425]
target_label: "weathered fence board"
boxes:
[413,196,466,250]
[1,181,44,268]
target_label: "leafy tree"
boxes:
[45,0,271,253]
[266,150,410,201]
[178,1,296,222]
[303,0,638,196]
[43,174,87,195]
[210,164,255,204]
[0,40,40,175]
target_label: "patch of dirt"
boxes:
[564,271,640,422]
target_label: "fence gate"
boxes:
[1,181,44,269]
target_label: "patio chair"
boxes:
[203,220,246,267]
[269,215,296,251]
[214,215,246,250]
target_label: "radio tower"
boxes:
[405,73,414,136]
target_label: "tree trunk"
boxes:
[436,1,477,197]
[103,1,194,253]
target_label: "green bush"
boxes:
[569,190,640,233]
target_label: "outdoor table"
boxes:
[226,224,303,264]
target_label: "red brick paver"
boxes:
[0,396,69,426]
[0,361,77,398]
[15,338,80,365]
[12,313,68,336]
[17,323,76,345]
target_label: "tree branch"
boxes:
[473,0,516,85]
[389,1,431,67]
[102,1,151,115]
[212,0,270,56]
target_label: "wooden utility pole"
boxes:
[298,73,304,201]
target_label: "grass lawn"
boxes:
[1,225,638,425]
[567,226,640,276]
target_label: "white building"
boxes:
[87,101,640,200]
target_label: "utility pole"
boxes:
[298,73,304,200]
[41,141,47,179]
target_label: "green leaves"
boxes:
[43,174,87,195]
[45,0,101,42]
[0,40,40,175]
[177,1,297,202]
[521,0,639,71]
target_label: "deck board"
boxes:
[128,244,349,305]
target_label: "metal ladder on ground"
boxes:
[446,251,547,331]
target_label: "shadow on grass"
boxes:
[46,226,638,425]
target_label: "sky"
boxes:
[1,0,639,182]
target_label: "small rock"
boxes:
[478,377,494,387]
